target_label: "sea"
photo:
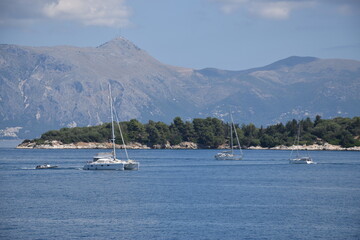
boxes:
[0,147,359,240]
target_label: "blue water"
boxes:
[0,149,359,240]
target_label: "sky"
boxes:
[0,0,359,70]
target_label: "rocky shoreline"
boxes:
[248,143,360,151]
[16,140,360,151]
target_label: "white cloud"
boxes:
[336,1,360,15]
[212,0,315,19]
[43,0,131,27]
[0,0,131,27]
[211,0,360,20]
[250,1,314,20]
[214,0,249,14]
[252,2,293,19]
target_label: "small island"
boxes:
[17,116,360,151]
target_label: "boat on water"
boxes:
[36,164,58,169]
[215,113,243,160]
[83,158,125,170]
[89,152,139,170]
[289,122,314,164]
[289,156,314,164]
[83,84,139,171]
[215,150,243,160]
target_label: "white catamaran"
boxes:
[289,122,314,164]
[215,113,243,160]
[83,84,139,170]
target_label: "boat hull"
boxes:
[124,161,139,170]
[215,152,243,160]
[215,157,243,160]
[83,162,124,170]
[36,165,58,169]
[289,157,314,164]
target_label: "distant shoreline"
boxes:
[16,140,360,151]
[0,139,23,148]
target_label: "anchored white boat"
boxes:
[215,113,243,160]
[83,84,139,170]
[289,122,314,164]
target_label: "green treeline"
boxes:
[27,116,360,148]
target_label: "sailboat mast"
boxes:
[109,84,116,160]
[230,121,233,154]
[296,122,301,158]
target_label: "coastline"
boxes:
[16,140,360,151]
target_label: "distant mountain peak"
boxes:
[97,37,141,52]
[262,56,319,70]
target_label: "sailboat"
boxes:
[83,84,138,170]
[215,113,243,160]
[289,122,314,164]
[113,106,139,170]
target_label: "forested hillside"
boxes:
[23,116,360,148]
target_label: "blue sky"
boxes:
[0,0,359,70]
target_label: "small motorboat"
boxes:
[215,151,243,160]
[36,164,58,169]
[289,156,314,164]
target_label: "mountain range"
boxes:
[1,37,360,139]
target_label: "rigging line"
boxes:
[296,121,301,158]
[230,120,233,154]
[230,112,243,156]
[108,84,116,160]
[290,121,299,159]
[112,99,130,160]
